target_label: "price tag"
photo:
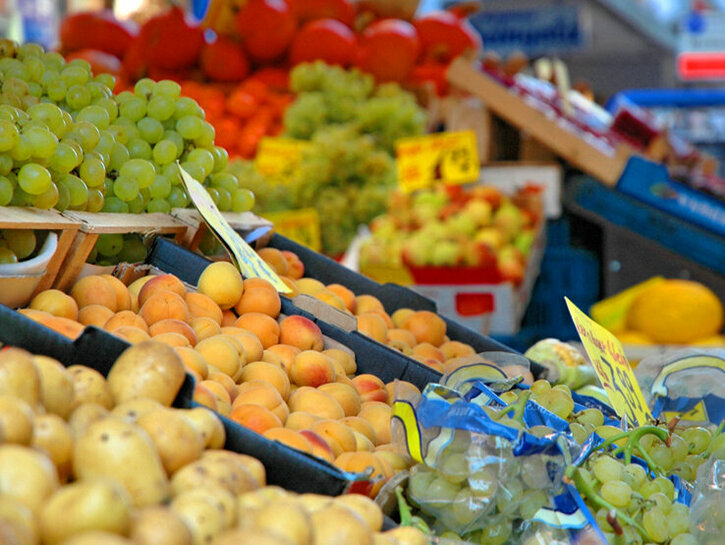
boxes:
[254,137,312,182]
[262,208,322,252]
[565,298,652,426]
[395,130,480,193]
[664,401,708,423]
[178,164,292,294]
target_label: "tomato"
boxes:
[248,68,290,91]
[414,11,481,63]
[236,0,297,63]
[356,19,419,83]
[66,49,121,76]
[214,117,242,153]
[290,19,356,67]
[227,89,258,119]
[201,36,250,82]
[407,61,450,96]
[287,0,355,27]
[60,11,137,57]
[140,7,204,71]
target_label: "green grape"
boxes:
[163,162,181,184]
[187,148,215,177]
[643,507,669,543]
[87,81,112,100]
[194,121,215,147]
[149,174,171,199]
[113,175,139,202]
[0,154,11,175]
[58,174,88,207]
[23,56,44,82]
[682,426,712,454]
[86,188,104,212]
[127,138,152,160]
[591,455,623,483]
[60,65,89,86]
[2,76,29,96]
[115,91,135,104]
[639,479,661,499]
[127,193,145,214]
[530,380,551,395]
[622,464,647,491]
[137,116,164,144]
[45,79,66,102]
[0,175,13,205]
[67,121,100,151]
[174,96,203,119]
[168,186,189,208]
[65,84,91,110]
[0,247,17,263]
[134,78,155,98]
[211,173,238,193]
[117,236,146,263]
[669,434,689,464]
[18,163,52,195]
[649,444,674,471]
[479,521,511,545]
[108,142,130,171]
[162,129,184,154]
[24,126,58,159]
[95,131,115,156]
[139,187,150,206]
[0,105,19,121]
[120,158,155,189]
[534,388,574,419]
[147,95,175,121]
[10,134,32,161]
[9,186,33,206]
[152,139,177,165]
[108,124,130,145]
[27,82,43,98]
[31,182,59,209]
[42,50,65,68]
[146,198,170,213]
[153,80,181,99]
[600,480,632,508]
[569,422,589,444]
[668,502,691,536]
[28,103,64,133]
[119,97,146,122]
[176,115,203,140]
[653,476,675,500]
[575,409,604,427]
[3,229,36,259]
[96,233,124,256]
[211,145,228,173]
[0,119,18,151]
[450,488,479,526]
[39,69,59,89]
[205,186,219,205]
[77,105,110,130]
[18,42,43,59]
[179,161,205,182]
[519,489,548,520]
[594,508,613,532]
[55,181,70,211]
[103,177,113,195]
[79,157,106,188]
[670,534,697,545]
[102,196,129,213]
[94,73,116,89]
[93,97,118,123]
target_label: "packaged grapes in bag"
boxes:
[689,457,725,545]
[634,348,725,425]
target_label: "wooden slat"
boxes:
[60,211,189,235]
[34,228,79,294]
[53,232,100,292]
[0,206,81,229]
[446,59,632,187]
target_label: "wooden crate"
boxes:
[0,206,82,306]
[170,208,273,251]
[53,212,189,291]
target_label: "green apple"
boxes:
[464,199,493,226]
[474,227,506,251]
[513,229,537,257]
[430,240,461,266]
[493,200,525,241]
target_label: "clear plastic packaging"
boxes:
[689,457,725,545]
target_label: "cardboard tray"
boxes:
[0,304,357,496]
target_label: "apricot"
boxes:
[403,311,446,347]
[359,402,392,445]
[28,312,84,340]
[298,430,335,463]
[104,310,148,333]
[261,350,284,369]
[233,313,279,349]
[234,286,281,318]
[278,315,324,351]
[391,308,415,329]
[200,379,231,406]
[334,451,392,497]
[186,292,224,325]
[234,386,288,424]
[417,357,445,373]
[139,290,190,326]
[288,387,344,420]
[195,335,244,382]
[290,351,336,388]
[77,304,114,327]
[318,383,361,417]
[218,334,248,363]
[208,370,238,401]
[285,411,323,431]
[29,289,79,321]
[128,275,154,298]
[191,317,221,342]
[240,361,291,401]
[220,328,264,363]
[313,290,348,312]
[326,284,356,313]
[440,340,476,360]
[281,251,304,279]
[130,293,139,313]
[279,276,300,297]
[357,313,388,344]
[100,274,132,311]
[112,326,151,344]
[295,278,325,296]
[310,420,357,457]
[322,348,356,376]
[387,340,413,356]
[256,248,288,276]
[387,328,417,347]
[384,380,420,407]
[148,318,196,345]
[341,416,378,445]
[197,261,244,310]
[353,431,374,452]
[175,346,209,379]
[351,374,388,404]
[193,383,218,412]
[374,448,409,472]
[355,295,385,316]
[152,332,191,348]
[137,273,186,307]
[229,404,282,435]
[70,275,117,311]
[221,310,237,327]
[262,427,313,454]
[412,342,444,362]
[267,344,301,376]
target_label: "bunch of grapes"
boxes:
[0,228,36,263]
[0,39,255,263]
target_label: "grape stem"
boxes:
[703,418,725,458]
[571,467,653,542]
[395,486,431,534]
[495,389,531,426]
[573,426,669,476]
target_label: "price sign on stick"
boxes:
[565,298,652,426]
[395,130,479,193]
[178,164,292,294]
[254,137,312,182]
[262,208,321,252]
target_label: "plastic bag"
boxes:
[689,457,725,545]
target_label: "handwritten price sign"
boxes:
[395,131,480,193]
[254,138,312,182]
[565,298,652,426]
[262,208,321,252]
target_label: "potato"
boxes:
[68,366,113,410]
[0,496,38,545]
[129,506,192,545]
[33,355,74,418]
[311,505,372,545]
[58,531,134,545]
[201,450,266,488]
[211,528,293,545]
[32,413,73,483]
[73,418,169,507]
[135,408,204,475]
[68,403,109,438]
[111,398,163,423]
[236,487,289,522]
[170,492,228,545]
[0,395,35,445]
[170,458,258,498]
[39,477,132,545]
[252,499,312,545]
[0,347,40,405]
[181,408,225,449]
[0,445,59,513]
[107,341,186,407]
[175,487,237,528]
[0,519,30,545]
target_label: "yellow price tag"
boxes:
[395,130,480,193]
[565,297,652,426]
[178,164,291,294]
[664,401,708,423]
[254,137,312,182]
[262,208,321,252]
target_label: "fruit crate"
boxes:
[52,212,189,292]
[0,206,82,308]
[170,208,274,252]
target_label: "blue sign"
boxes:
[468,6,588,56]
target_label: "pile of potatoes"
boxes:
[0,341,427,545]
